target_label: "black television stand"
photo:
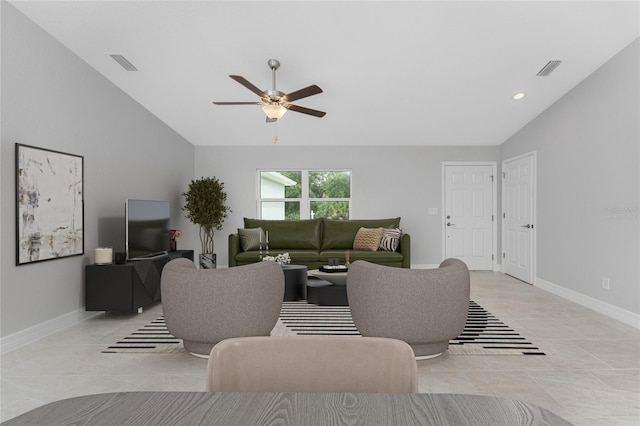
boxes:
[129,251,169,261]
[85,250,193,313]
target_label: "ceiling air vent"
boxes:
[536,60,562,77]
[106,53,138,71]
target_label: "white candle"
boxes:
[95,247,113,265]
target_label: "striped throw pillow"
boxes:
[379,228,401,251]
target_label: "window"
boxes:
[259,170,351,220]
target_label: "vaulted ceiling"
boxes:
[9,1,639,146]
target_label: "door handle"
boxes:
[521,224,531,228]
[447,222,455,227]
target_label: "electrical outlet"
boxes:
[602,277,610,290]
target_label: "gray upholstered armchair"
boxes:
[161,258,284,357]
[347,258,470,359]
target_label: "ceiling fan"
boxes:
[213,59,326,122]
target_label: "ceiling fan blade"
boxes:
[229,75,266,97]
[283,85,323,102]
[286,104,326,118]
[212,101,261,105]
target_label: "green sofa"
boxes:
[228,217,410,269]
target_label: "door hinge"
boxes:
[503,253,506,258]
[490,175,494,183]
[492,254,494,260]
[492,215,494,222]
[502,172,506,178]
[503,212,506,219]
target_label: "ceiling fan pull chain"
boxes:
[273,121,279,144]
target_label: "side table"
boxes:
[281,264,308,301]
[306,269,349,306]
[306,277,349,306]
[308,269,348,286]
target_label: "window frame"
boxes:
[257,169,352,220]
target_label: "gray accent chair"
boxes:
[161,258,284,357]
[347,258,470,359]
[206,336,418,393]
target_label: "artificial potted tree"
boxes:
[181,176,231,269]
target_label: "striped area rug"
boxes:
[276,301,545,355]
[275,302,359,336]
[103,301,544,355]
[102,317,183,354]
[450,301,545,355]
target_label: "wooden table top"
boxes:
[2,391,571,425]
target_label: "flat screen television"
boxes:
[125,199,170,260]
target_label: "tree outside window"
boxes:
[259,170,351,220]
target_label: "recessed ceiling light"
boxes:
[512,92,526,100]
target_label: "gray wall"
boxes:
[501,38,639,314]
[1,3,195,337]
[195,145,500,267]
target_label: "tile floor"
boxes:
[1,272,639,424]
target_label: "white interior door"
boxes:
[502,153,535,283]
[444,164,494,270]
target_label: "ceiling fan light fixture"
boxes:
[214,59,325,121]
[262,104,287,119]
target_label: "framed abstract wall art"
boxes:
[16,143,84,265]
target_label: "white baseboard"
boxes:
[535,278,640,329]
[0,309,101,355]
[413,263,502,271]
